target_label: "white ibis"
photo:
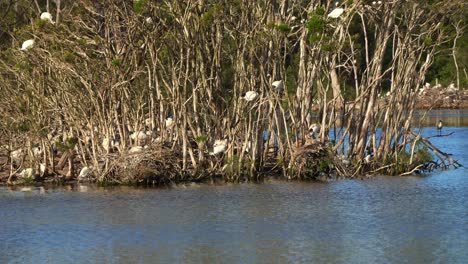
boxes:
[241,91,259,102]
[40,12,55,24]
[309,123,321,138]
[437,120,443,136]
[32,146,42,157]
[78,166,92,179]
[129,146,144,154]
[165,117,174,128]
[19,168,34,179]
[39,163,46,175]
[210,139,227,155]
[272,80,284,94]
[130,131,147,141]
[364,154,372,163]
[10,148,24,164]
[20,39,35,51]
[145,17,153,24]
[327,8,344,18]
[104,137,120,152]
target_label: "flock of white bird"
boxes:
[15,3,374,179]
[21,1,381,52]
[20,12,54,51]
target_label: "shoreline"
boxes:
[1,106,465,187]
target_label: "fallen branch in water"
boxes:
[410,131,462,169]
[369,163,396,175]
[425,131,455,140]
[399,164,424,176]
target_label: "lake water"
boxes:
[1,110,467,263]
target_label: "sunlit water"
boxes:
[1,110,467,263]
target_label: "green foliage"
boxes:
[285,65,298,96]
[423,37,433,46]
[111,58,121,67]
[201,4,223,27]
[195,135,208,144]
[16,122,31,133]
[56,137,78,152]
[64,52,76,63]
[307,15,326,34]
[133,0,148,14]
[315,7,326,16]
[275,24,291,33]
[415,146,433,164]
[76,39,86,45]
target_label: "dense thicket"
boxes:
[0,0,465,183]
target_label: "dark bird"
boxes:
[437,120,443,136]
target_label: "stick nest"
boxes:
[105,145,182,185]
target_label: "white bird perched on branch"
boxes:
[32,146,42,157]
[20,39,35,51]
[309,123,321,138]
[210,139,227,155]
[40,12,55,24]
[437,120,443,136]
[241,91,259,102]
[327,8,344,18]
[364,154,373,163]
[11,148,24,164]
[272,80,284,94]
[165,117,174,128]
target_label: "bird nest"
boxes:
[289,140,333,180]
[104,145,182,185]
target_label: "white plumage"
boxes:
[272,80,284,94]
[20,39,35,51]
[130,131,147,141]
[39,163,46,175]
[78,166,91,179]
[437,120,443,130]
[242,91,259,102]
[309,123,321,137]
[165,117,174,128]
[364,154,372,163]
[129,146,143,154]
[32,146,42,157]
[327,8,344,18]
[19,168,35,179]
[210,139,227,155]
[11,148,24,164]
[40,12,55,24]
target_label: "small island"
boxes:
[0,0,465,186]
